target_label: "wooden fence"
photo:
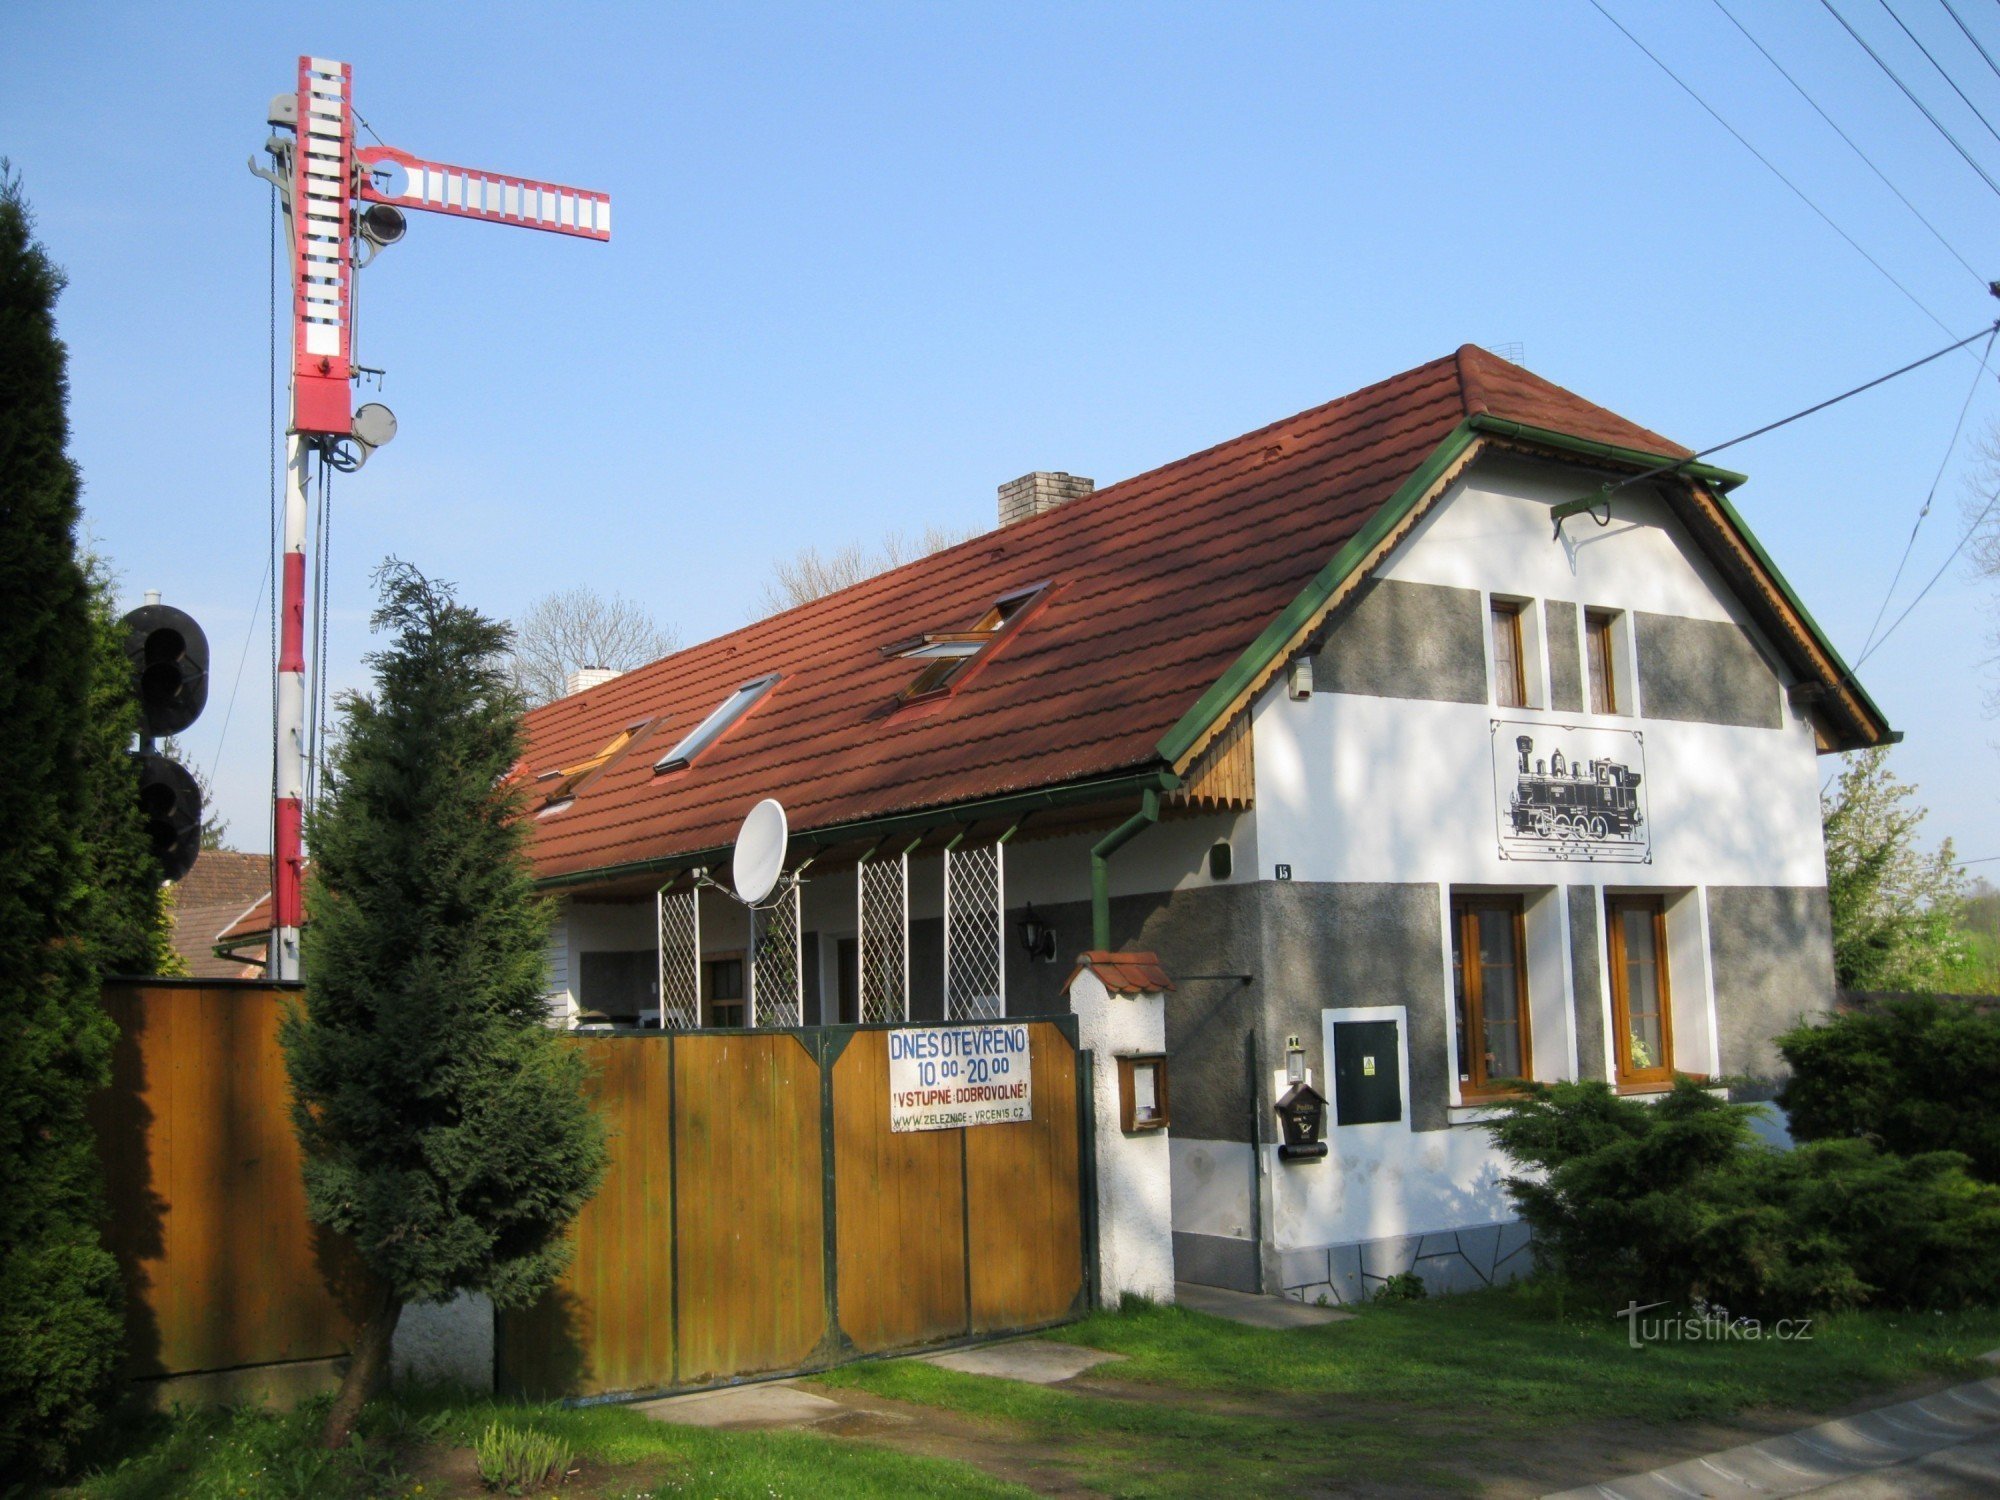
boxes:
[91,980,370,1381]
[497,1021,1091,1400]
[90,983,1092,1399]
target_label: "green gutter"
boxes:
[535,767,1182,892]
[1090,788,1160,949]
[1466,414,1750,491]
[1155,420,1482,767]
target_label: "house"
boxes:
[169,849,274,979]
[376,347,1905,1301]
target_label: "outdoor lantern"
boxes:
[1018,903,1057,963]
[1276,1037,1328,1160]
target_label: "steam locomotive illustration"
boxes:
[1508,734,1643,843]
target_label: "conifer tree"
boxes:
[283,561,606,1447]
[0,165,127,1477]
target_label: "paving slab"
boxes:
[1543,1374,2000,1499]
[1174,1280,1355,1329]
[924,1340,1125,1384]
[634,1381,847,1430]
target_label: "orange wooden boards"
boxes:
[966,1024,1085,1332]
[92,982,369,1378]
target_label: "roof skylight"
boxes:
[888,584,1048,699]
[653,673,780,773]
[536,718,656,816]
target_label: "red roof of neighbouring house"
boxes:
[171,850,273,977]
[519,346,1698,884]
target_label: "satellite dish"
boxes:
[732,798,788,904]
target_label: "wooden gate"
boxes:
[498,1019,1090,1400]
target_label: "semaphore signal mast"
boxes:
[251,56,610,980]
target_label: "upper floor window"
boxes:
[1586,609,1620,715]
[653,674,779,773]
[887,583,1048,701]
[1450,895,1532,1096]
[1491,600,1527,709]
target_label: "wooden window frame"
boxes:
[1490,599,1527,709]
[701,950,747,1030]
[1606,896,1674,1088]
[1449,895,1533,1098]
[1116,1053,1171,1132]
[1586,609,1619,715]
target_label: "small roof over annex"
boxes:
[519,344,1893,894]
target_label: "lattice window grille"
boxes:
[656,886,702,1030]
[944,841,1005,1021]
[749,882,803,1029]
[857,851,909,1024]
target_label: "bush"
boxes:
[1486,1079,2000,1317]
[1777,997,2000,1183]
[475,1421,573,1492]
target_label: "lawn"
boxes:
[43,1284,2000,1499]
[812,1282,2000,1497]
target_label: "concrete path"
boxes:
[1543,1373,2000,1499]
[635,1381,851,1430]
[924,1339,1124,1383]
[1175,1280,1355,1329]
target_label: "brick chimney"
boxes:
[998,471,1093,527]
[564,666,623,697]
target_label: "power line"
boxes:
[1854,459,2000,667]
[1877,0,2000,148]
[1591,0,1963,339]
[1819,0,2000,201]
[1611,320,2000,502]
[1711,0,1987,286]
[1858,323,1998,658]
[1938,0,2000,86]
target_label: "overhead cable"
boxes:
[1938,0,2000,86]
[1876,0,2000,149]
[1711,0,1986,286]
[1591,0,1962,339]
[1818,0,2000,201]
[1857,322,1998,658]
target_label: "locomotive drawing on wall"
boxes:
[1490,721,1650,864]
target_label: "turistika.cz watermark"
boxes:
[1617,1300,1814,1349]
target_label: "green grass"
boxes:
[810,1283,2000,1496]
[52,1386,1027,1500]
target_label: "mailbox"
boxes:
[1117,1053,1170,1133]
[1275,1079,1329,1161]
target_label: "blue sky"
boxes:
[5,0,1997,865]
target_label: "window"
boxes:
[1450,896,1532,1096]
[537,718,656,814]
[578,950,659,1027]
[702,953,745,1028]
[888,583,1048,700]
[1491,600,1527,709]
[1586,610,1619,715]
[1607,896,1673,1087]
[654,674,778,773]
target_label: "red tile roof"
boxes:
[519,346,1693,884]
[1064,951,1176,997]
[171,850,273,978]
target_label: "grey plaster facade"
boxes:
[1545,600,1583,712]
[1277,1220,1535,1305]
[1707,884,1836,1098]
[1567,884,1606,1082]
[1634,612,1783,730]
[1312,579,1488,703]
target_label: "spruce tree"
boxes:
[0,165,127,1477]
[282,561,606,1446]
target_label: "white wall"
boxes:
[1070,968,1176,1303]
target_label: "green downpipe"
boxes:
[1090,789,1160,950]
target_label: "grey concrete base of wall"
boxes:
[1276,1219,1534,1305]
[128,1356,348,1412]
[1173,1231,1262,1294]
[392,1291,495,1390]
